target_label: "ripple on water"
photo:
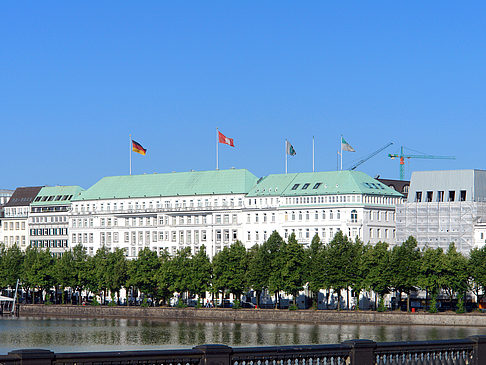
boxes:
[0,317,485,354]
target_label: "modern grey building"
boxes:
[396,170,486,254]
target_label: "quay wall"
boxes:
[18,305,486,327]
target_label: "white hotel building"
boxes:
[69,169,404,258]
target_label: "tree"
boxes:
[188,245,212,299]
[326,231,356,310]
[305,234,326,308]
[127,247,161,303]
[281,233,306,304]
[419,247,446,311]
[155,249,172,305]
[265,231,286,308]
[469,246,486,305]
[105,248,128,304]
[348,238,365,310]
[23,248,55,304]
[389,236,420,311]
[246,244,267,307]
[92,246,110,304]
[212,241,248,302]
[443,243,469,307]
[362,241,391,310]
[162,247,191,298]
[72,244,89,304]
[54,249,76,304]
[0,244,24,289]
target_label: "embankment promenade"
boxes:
[18,304,486,327]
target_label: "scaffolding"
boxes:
[396,201,486,254]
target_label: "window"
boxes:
[415,191,422,202]
[313,183,322,189]
[271,213,276,223]
[460,190,467,201]
[291,184,300,190]
[426,191,433,202]
[329,210,333,219]
[437,191,444,202]
[448,191,455,202]
[350,210,357,223]
[302,183,310,190]
[337,210,341,219]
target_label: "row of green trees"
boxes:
[1,231,486,311]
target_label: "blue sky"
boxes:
[2,2,486,189]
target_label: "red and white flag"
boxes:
[218,131,235,147]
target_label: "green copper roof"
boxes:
[246,171,403,197]
[73,169,258,201]
[31,186,84,206]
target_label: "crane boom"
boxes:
[388,146,455,180]
[348,142,393,170]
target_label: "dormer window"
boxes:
[291,184,300,190]
[313,183,322,189]
[302,183,310,190]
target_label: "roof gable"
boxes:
[31,186,84,206]
[3,186,43,207]
[247,171,402,197]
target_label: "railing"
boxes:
[0,336,485,365]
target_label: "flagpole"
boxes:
[129,134,132,176]
[216,128,219,170]
[285,139,288,174]
[340,135,343,171]
[312,136,315,172]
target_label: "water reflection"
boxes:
[0,317,484,354]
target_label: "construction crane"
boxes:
[388,146,455,180]
[347,142,394,170]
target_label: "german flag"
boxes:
[132,140,146,155]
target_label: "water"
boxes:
[0,317,484,354]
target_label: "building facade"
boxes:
[1,186,43,248]
[69,169,404,258]
[29,185,84,256]
[69,169,258,258]
[396,169,486,254]
[244,171,403,247]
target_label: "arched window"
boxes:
[351,209,358,223]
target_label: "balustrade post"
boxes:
[195,344,233,365]
[8,349,55,365]
[469,335,486,365]
[343,339,376,365]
